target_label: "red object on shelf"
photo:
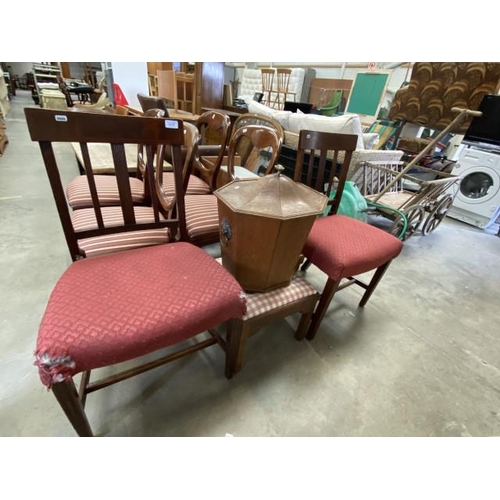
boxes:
[112,83,129,106]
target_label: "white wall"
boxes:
[5,62,39,76]
[110,62,149,108]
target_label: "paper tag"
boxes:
[55,115,68,122]
[164,120,179,129]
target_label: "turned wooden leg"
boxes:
[225,319,250,380]
[359,261,391,307]
[306,278,341,341]
[51,378,93,437]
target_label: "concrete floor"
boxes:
[1,90,500,437]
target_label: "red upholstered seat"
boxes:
[302,215,403,281]
[35,242,247,388]
[293,129,405,341]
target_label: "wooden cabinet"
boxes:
[194,62,224,114]
[156,62,224,114]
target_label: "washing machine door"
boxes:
[455,165,500,206]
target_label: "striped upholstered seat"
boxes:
[66,173,211,211]
[184,194,220,246]
[71,206,170,258]
[163,172,211,197]
[66,175,146,210]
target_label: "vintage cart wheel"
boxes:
[421,195,454,236]
[389,205,425,240]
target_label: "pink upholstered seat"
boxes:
[302,215,403,281]
[35,242,247,388]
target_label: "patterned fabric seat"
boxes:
[303,215,403,282]
[35,243,247,389]
[242,276,318,321]
[216,256,319,378]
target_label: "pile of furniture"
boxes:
[26,107,404,436]
[246,100,404,179]
[237,67,310,107]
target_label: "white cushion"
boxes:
[288,113,365,150]
[247,101,292,130]
[271,111,292,130]
[248,100,276,118]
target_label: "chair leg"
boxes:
[294,308,315,341]
[306,278,341,341]
[359,261,392,307]
[225,319,250,380]
[51,378,93,437]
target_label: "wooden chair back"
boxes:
[225,124,283,182]
[260,68,275,107]
[24,108,185,261]
[294,130,358,215]
[231,113,284,166]
[155,121,201,215]
[194,110,231,191]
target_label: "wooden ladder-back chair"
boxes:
[260,68,275,107]
[294,130,404,340]
[25,107,247,437]
[272,68,296,110]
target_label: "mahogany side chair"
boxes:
[294,129,404,340]
[25,108,247,436]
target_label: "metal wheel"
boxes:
[388,205,425,240]
[421,195,454,236]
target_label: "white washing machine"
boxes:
[447,147,500,228]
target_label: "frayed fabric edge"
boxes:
[34,352,76,389]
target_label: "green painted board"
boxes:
[346,72,390,117]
